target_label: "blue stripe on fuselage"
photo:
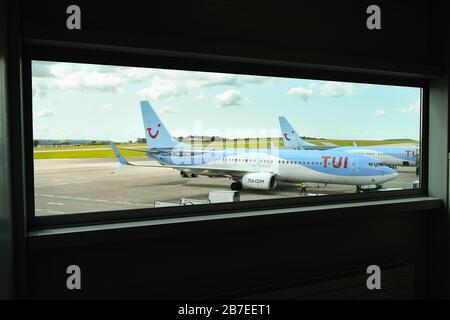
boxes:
[333,146,417,163]
[148,148,385,177]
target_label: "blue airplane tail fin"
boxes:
[278,116,316,148]
[140,100,180,150]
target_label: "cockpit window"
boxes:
[369,162,385,167]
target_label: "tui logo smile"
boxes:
[283,130,295,141]
[147,123,161,139]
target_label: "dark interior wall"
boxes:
[427,0,450,299]
[29,208,429,299]
[21,0,436,69]
[0,0,13,300]
[6,0,448,299]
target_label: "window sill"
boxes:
[28,196,441,251]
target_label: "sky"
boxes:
[32,60,421,142]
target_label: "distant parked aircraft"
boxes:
[279,116,418,167]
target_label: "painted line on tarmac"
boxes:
[36,193,155,207]
[47,202,64,206]
[35,208,66,215]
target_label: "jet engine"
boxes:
[241,172,277,190]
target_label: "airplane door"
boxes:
[258,157,270,171]
[350,158,359,175]
[257,158,263,170]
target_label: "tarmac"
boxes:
[34,158,419,216]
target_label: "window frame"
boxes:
[22,45,429,229]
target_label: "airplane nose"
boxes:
[382,166,398,178]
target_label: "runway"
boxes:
[34,158,420,216]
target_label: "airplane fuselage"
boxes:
[332,146,418,167]
[278,116,418,167]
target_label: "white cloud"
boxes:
[32,62,156,97]
[174,72,274,87]
[33,61,279,103]
[241,75,276,86]
[287,81,356,102]
[399,99,420,114]
[215,90,243,107]
[320,82,356,97]
[199,73,238,87]
[137,76,188,100]
[136,72,243,102]
[375,109,385,116]
[160,106,178,113]
[37,109,55,118]
[145,70,238,90]
[287,85,314,102]
[120,68,156,82]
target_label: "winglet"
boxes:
[110,141,130,173]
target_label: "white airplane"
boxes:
[110,101,398,191]
[279,116,419,167]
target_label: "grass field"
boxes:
[33,139,419,159]
[34,143,148,150]
[310,139,417,147]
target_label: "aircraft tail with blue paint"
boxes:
[140,100,187,150]
[278,116,316,149]
[278,116,418,167]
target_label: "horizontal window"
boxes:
[31,60,422,218]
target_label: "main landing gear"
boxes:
[231,181,243,191]
[180,171,198,178]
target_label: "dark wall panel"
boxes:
[21,0,433,67]
[0,0,13,300]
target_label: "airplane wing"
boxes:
[110,142,251,176]
[116,147,148,153]
[116,146,164,155]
